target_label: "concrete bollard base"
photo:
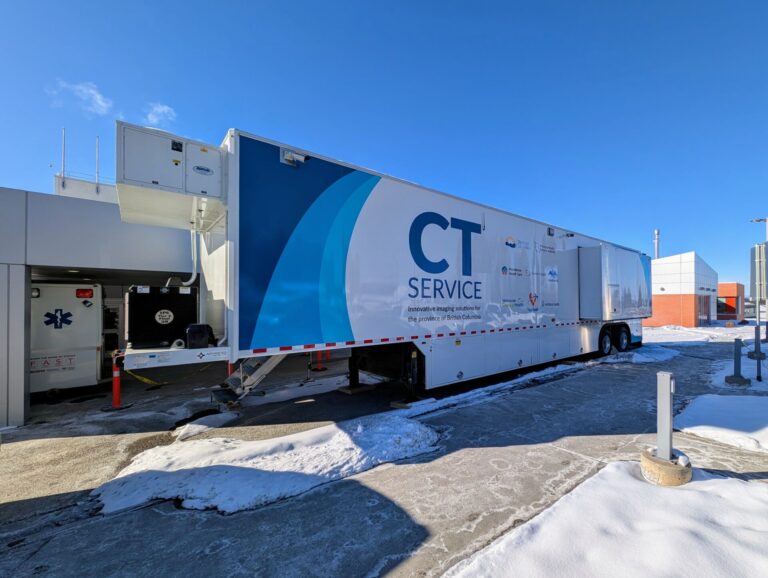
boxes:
[725,375,751,386]
[640,448,692,486]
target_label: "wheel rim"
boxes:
[601,334,612,354]
[620,331,629,349]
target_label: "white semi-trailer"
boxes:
[115,122,651,395]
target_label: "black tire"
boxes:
[598,329,613,356]
[615,326,631,352]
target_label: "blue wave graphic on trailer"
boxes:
[238,136,378,350]
[252,172,378,348]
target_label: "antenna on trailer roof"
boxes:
[95,135,100,194]
[60,127,66,190]
[654,228,660,259]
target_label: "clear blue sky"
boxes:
[2,1,766,286]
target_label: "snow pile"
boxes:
[172,411,239,441]
[94,414,439,514]
[446,462,768,578]
[675,394,768,452]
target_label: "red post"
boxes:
[112,355,122,409]
[316,351,324,371]
[228,362,235,376]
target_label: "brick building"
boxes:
[642,252,718,328]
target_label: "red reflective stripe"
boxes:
[253,348,267,353]
[303,344,315,349]
[425,334,432,338]
[279,346,293,351]
[325,342,337,347]
[380,338,390,342]
[363,339,373,344]
[346,340,356,345]
[411,335,419,340]
[396,336,405,341]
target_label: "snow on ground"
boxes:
[396,364,580,419]
[93,413,439,514]
[172,411,240,441]
[601,344,680,364]
[675,394,768,452]
[643,324,757,345]
[446,461,768,578]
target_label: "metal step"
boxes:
[218,354,288,400]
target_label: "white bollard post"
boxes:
[657,371,675,461]
[641,370,691,486]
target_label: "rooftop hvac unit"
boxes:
[116,121,226,231]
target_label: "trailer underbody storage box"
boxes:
[126,286,198,349]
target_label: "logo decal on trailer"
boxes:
[44,309,72,329]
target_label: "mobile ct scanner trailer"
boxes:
[114,121,651,397]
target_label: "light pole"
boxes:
[750,218,767,343]
[750,217,768,243]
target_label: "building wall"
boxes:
[0,188,27,265]
[0,264,29,428]
[694,254,719,321]
[717,282,745,321]
[643,294,698,327]
[26,191,191,271]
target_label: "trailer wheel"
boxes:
[615,326,631,352]
[598,329,613,356]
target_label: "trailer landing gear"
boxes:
[338,354,375,395]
